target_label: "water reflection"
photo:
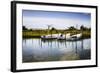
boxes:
[22,38,91,63]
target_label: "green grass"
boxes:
[23,29,91,39]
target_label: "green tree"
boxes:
[68,26,76,30]
[23,26,27,30]
[80,25,89,31]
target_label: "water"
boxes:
[22,38,91,63]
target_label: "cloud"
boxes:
[23,17,90,29]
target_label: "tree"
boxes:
[23,26,27,30]
[68,26,76,30]
[80,25,88,31]
[51,27,56,31]
[51,27,58,33]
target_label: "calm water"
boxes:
[22,38,91,63]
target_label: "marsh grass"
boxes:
[23,29,91,39]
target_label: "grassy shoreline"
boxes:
[23,29,91,39]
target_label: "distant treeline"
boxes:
[23,25,91,31]
[22,25,91,38]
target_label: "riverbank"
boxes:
[23,30,91,39]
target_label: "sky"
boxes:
[23,10,91,29]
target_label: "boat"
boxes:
[41,34,58,40]
[41,33,82,41]
[57,33,70,40]
[66,33,82,41]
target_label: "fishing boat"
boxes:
[41,34,58,40]
[67,33,82,41]
[57,33,82,41]
[57,33,70,40]
[41,33,82,41]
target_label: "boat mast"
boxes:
[47,25,51,35]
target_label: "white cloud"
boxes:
[23,17,90,29]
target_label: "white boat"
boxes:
[71,33,82,38]
[67,33,82,41]
[41,34,58,40]
[41,33,82,41]
[65,33,71,39]
[57,33,71,40]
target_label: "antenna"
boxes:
[47,24,52,35]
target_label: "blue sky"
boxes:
[23,10,91,29]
